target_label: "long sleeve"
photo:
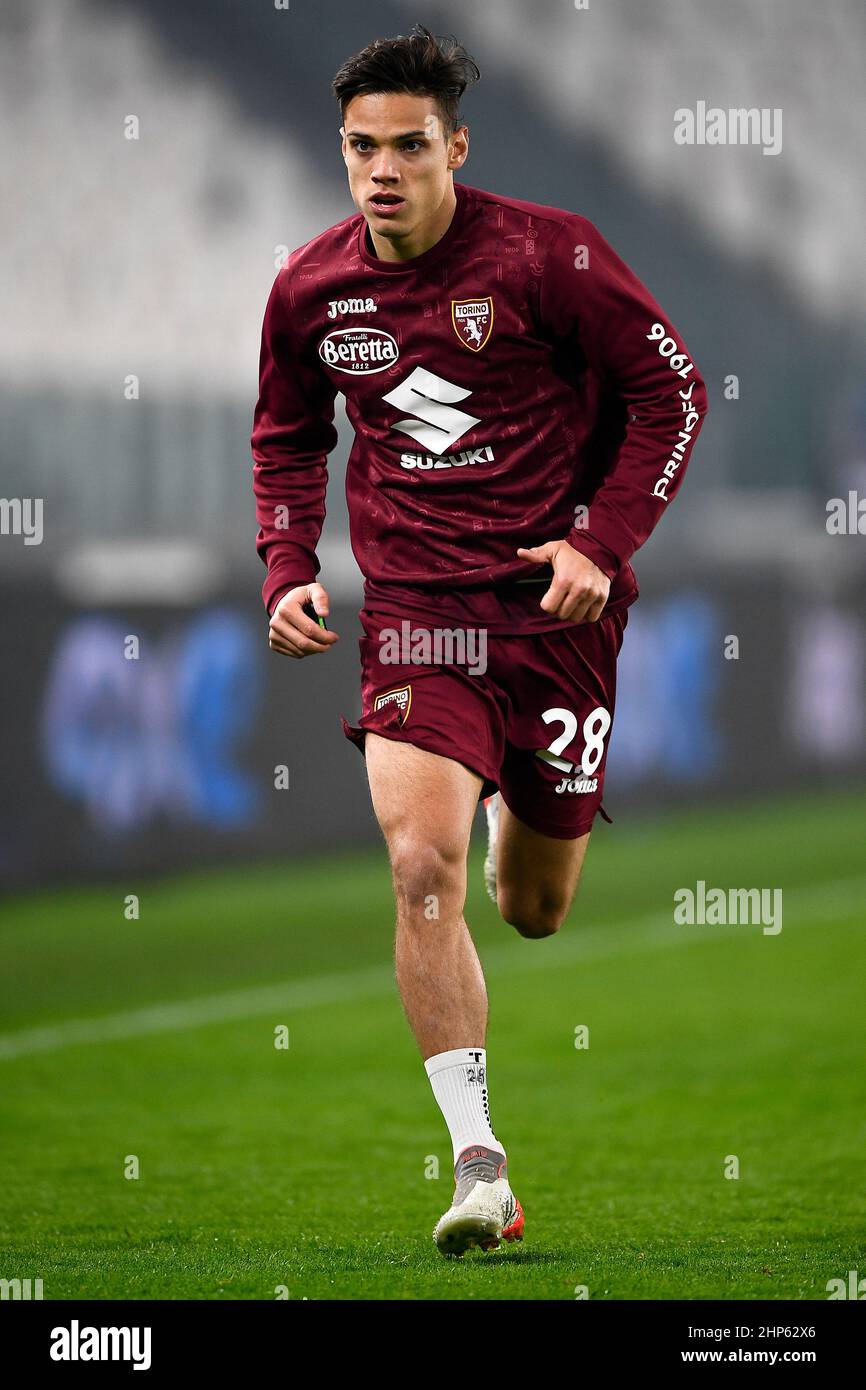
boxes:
[539,216,708,579]
[251,269,339,614]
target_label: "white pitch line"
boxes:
[0,964,393,1062]
[1,874,864,1062]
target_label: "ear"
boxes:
[448,125,469,171]
[339,125,349,164]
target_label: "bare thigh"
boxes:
[363,733,589,937]
[495,799,591,938]
[363,732,483,892]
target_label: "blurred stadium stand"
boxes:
[1,0,864,883]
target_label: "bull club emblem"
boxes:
[373,684,412,723]
[451,297,494,352]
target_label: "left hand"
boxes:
[516,539,611,623]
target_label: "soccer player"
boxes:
[252,25,707,1256]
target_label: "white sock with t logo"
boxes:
[424,1047,504,1165]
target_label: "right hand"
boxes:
[268,583,340,658]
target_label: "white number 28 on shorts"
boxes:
[536,706,612,776]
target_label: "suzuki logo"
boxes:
[382,366,480,454]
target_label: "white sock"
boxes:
[424,1047,504,1165]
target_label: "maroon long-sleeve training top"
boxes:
[251,180,708,634]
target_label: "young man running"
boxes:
[252,26,707,1256]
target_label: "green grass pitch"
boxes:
[1,789,864,1300]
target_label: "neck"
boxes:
[368,183,457,262]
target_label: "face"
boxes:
[340,91,468,247]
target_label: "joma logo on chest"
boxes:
[327,297,377,318]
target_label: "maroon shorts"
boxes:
[340,606,628,840]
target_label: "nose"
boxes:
[371,156,400,184]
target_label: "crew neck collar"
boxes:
[357,181,468,274]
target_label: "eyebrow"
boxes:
[345,129,429,141]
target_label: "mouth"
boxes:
[369,192,406,216]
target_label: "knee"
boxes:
[388,836,464,914]
[498,890,568,940]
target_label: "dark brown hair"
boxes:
[331,24,480,138]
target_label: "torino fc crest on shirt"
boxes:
[452,297,494,352]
